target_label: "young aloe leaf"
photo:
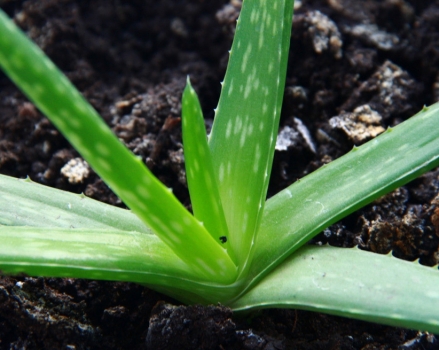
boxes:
[209,0,295,270]
[182,79,232,257]
[230,245,439,334]
[0,9,236,283]
[248,103,439,287]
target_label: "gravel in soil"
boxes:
[1,0,439,349]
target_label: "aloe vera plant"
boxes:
[1,0,439,334]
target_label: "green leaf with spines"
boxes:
[0,175,149,231]
[209,0,295,271]
[0,8,236,283]
[246,102,439,290]
[230,245,439,334]
[182,79,232,259]
[0,226,244,296]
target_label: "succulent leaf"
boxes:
[209,0,295,271]
[231,245,439,334]
[249,102,439,287]
[182,79,232,258]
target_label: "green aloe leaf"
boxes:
[0,226,244,300]
[182,79,231,257]
[0,9,236,283]
[248,103,439,287]
[209,0,295,270]
[0,174,245,300]
[0,226,185,282]
[0,175,148,231]
[230,245,439,334]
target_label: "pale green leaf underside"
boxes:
[182,80,231,255]
[0,175,149,232]
[209,0,295,269]
[230,245,439,334]
[0,227,184,280]
[0,9,236,283]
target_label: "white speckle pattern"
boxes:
[95,157,112,172]
[219,163,225,183]
[136,185,151,199]
[119,189,137,204]
[227,161,232,175]
[234,115,243,135]
[195,257,215,276]
[228,79,234,96]
[53,116,67,130]
[95,142,111,156]
[242,212,249,232]
[188,167,195,180]
[142,174,153,186]
[170,221,184,233]
[226,119,232,139]
[32,83,45,97]
[193,159,200,172]
[425,291,439,299]
[166,232,182,245]
[253,145,261,173]
[268,62,274,74]
[241,43,252,73]
[66,134,84,151]
[182,216,192,226]
[247,123,254,137]
[239,115,250,147]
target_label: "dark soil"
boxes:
[1,0,439,349]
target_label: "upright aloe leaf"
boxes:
[182,79,232,259]
[0,9,236,283]
[209,0,295,270]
